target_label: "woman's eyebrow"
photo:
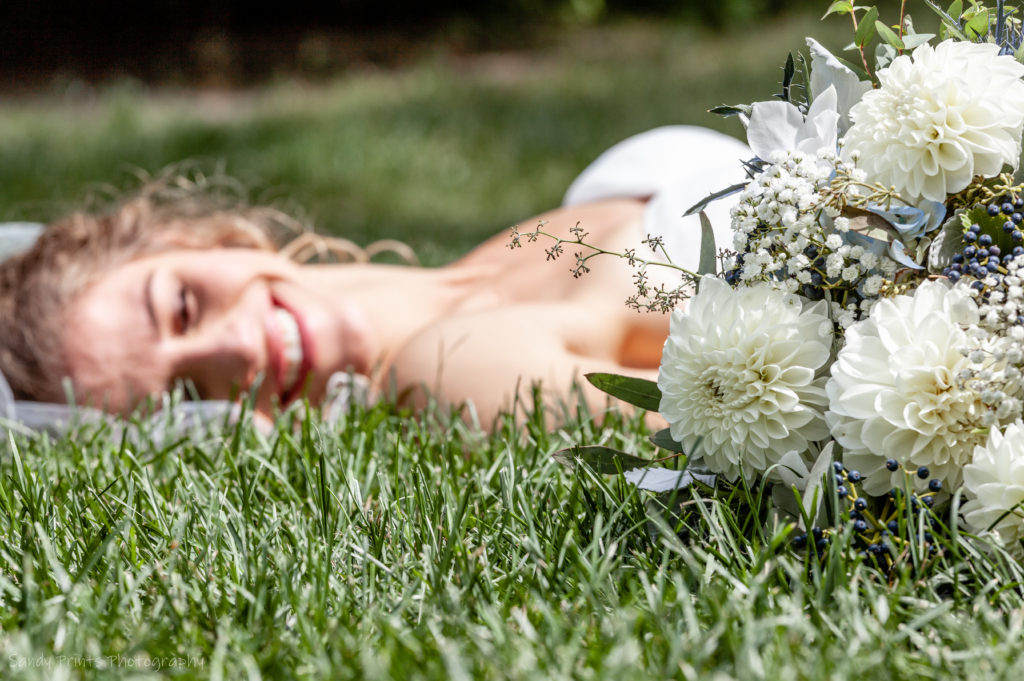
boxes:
[144,270,158,336]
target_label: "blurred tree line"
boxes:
[1,0,820,86]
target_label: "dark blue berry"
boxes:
[1015,197,1024,209]
[1015,246,1024,256]
[965,245,978,258]
[812,527,823,541]
[854,519,869,532]
[988,261,1000,273]
[833,461,845,473]
[1013,213,1023,225]
[848,470,863,483]
[854,497,868,511]
[971,223,982,233]
[1003,202,1015,214]
[990,245,1002,257]
[835,474,845,486]
[837,485,849,498]
[971,280,985,291]
[885,458,899,471]
[979,234,994,247]
[989,203,1002,216]
[1014,230,1024,243]
[964,232,977,243]
[928,479,942,493]
[917,466,930,479]
[816,538,829,551]
[923,495,935,508]
[793,534,807,548]
[948,271,962,282]
[887,520,899,533]
[952,253,965,264]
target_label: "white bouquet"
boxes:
[541,0,1024,565]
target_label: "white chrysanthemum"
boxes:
[962,422,1024,550]
[843,40,1024,203]
[658,277,832,481]
[826,281,985,495]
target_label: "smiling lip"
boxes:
[270,297,314,404]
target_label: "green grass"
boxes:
[2,397,1024,680]
[5,10,1022,680]
[0,12,850,265]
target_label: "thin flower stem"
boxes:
[850,9,874,77]
[899,0,908,53]
[529,228,701,280]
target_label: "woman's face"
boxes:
[63,248,372,415]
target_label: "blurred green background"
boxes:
[0,1,854,265]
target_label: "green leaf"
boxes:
[875,42,898,69]
[923,1,966,40]
[697,211,717,278]
[822,0,854,19]
[855,6,879,47]
[900,32,935,49]
[875,20,905,49]
[948,0,963,21]
[964,9,989,39]
[780,52,795,102]
[585,372,661,412]
[708,104,751,117]
[551,445,652,474]
[649,428,686,454]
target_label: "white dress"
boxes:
[562,125,750,274]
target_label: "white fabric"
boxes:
[563,125,751,274]
[0,222,44,262]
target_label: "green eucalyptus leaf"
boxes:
[855,6,879,47]
[900,32,935,49]
[697,211,717,278]
[585,373,661,412]
[551,445,652,474]
[822,0,854,19]
[649,428,686,454]
[875,20,905,49]
[875,41,898,69]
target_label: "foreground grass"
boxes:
[1,398,1024,680]
[0,13,850,265]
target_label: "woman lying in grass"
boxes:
[0,126,749,428]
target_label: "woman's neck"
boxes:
[300,262,481,372]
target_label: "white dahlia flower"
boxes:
[962,421,1024,550]
[843,40,1024,203]
[826,281,985,495]
[658,277,832,481]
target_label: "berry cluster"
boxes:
[944,195,1024,286]
[790,460,945,572]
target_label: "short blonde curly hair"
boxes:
[0,176,300,403]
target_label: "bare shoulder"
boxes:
[379,302,656,425]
